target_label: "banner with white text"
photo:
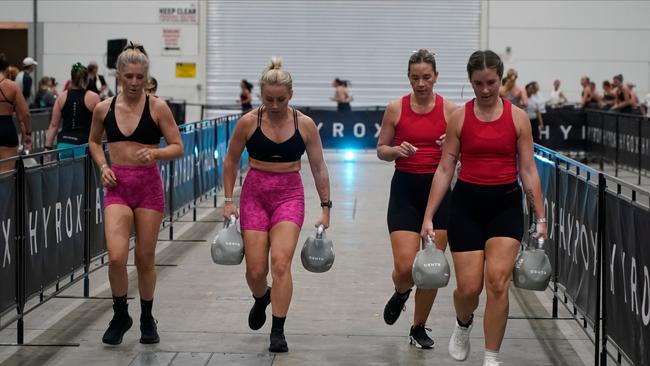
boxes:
[0,174,16,314]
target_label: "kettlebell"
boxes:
[513,231,552,291]
[300,225,335,273]
[211,214,244,265]
[412,235,450,289]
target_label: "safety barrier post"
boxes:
[552,154,560,318]
[83,150,92,297]
[598,173,607,366]
[615,115,619,177]
[168,160,175,241]
[15,158,25,344]
[637,117,642,185]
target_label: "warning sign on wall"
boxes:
[163,28,181,55]
[159,5,198,24]
[176,63,196,78]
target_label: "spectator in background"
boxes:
[331,78,352,112]
[87,61,113,100]
[32,76,57,108]
[628,83,640,107]
[4,65,19,81]
[601,80,616,109]
[611,74,633,114]
[145,77,158,97]
[238,79,253,113]
[546,79,567,107]
[499,68,527,109]
[642,93,650,117]
[15,57,37,104]
[525,81,546,143]
[0,53,31,172]
[579,76,598,109]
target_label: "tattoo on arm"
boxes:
[524,188,535,211]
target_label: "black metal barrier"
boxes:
[0,111,244,345]
[533,144,650,366]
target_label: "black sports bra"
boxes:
[103,95,162,145]
[246,107,306,163]
[0,79,14,106]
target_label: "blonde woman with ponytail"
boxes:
[499,68,528,109]
[223,57,331,353]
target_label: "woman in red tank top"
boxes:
[376,49,457,348]
[420,50,547,366]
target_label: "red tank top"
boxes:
[458,98,518,185]
[393,93,447,174]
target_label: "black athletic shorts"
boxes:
[0,116,18,148]
[448,179,524,252]
[387,170,451,233]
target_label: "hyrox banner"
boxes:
[24,159,85,300]
[604,194,650,366]
[305,106,587,151]
[0,174,16,314]
[555,169,599,324]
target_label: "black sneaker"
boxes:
[383,289,411,325]
[140,316,160,344]
[269,331,288,353]
[102,314,133,345]
[248,287,271,330]
[409,324,434,349]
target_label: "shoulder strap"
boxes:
[257,106,263,127]
[293,108,298,130]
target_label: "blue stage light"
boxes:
[344,149,355,162]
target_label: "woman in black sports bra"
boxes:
[88,42,183,346]
[0,53,31,172]
[223,57,331,353]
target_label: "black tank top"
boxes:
[58,89,94,144]
[103,95,162,145]
[246,107,306,163]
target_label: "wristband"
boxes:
[100,164,108,171]
[224,197,233,202]
[536,218,547,224]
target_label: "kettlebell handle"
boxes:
[226,214,237,227]
[536,236,545,250]
[316,224,325,239]
[425,234,435,248]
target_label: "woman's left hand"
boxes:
[436,133,446,146]
[135,148,157,164]
[315,208,330,229]
[532,222,548,240]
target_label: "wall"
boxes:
[486,0,650,103]
[3,0,204,107]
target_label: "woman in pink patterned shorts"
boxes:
[88,42,183,346]
[223,57,331,353]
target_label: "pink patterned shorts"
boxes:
[104,164,165,213]
[240,168,304,231]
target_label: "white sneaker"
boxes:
[448,322,472,361]
[483,359,502,366]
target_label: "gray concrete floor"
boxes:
[0,151,595,365]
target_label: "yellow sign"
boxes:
[175,63,196,78]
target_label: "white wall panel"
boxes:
[207,0,481,107]
[0,1,33,22]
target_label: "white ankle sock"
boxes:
[484,349,499,361]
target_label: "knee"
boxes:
[134,251,155,271]
[270,255,292,278]
[393,262,414,284]
[107,254,128,269]
[246,267,268,283]
[456,283,483,299]
[485,275,510,298]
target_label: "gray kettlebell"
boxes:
[513,232,552,291]
[300,225,334,273]
[412,235,450,289]
[211,214,244,265]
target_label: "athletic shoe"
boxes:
[248,287,271,330]
[269,331,288,353]
[483,359,502,366]
[139,316,160,344]
[102,314,133,345]
[448,319,472,361]
[383,289,411,325]
[409,324,434,349]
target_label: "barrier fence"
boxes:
[2,103,650,365]
[0,111,243,346]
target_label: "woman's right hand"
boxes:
[223,202,239,220]
[101,166,117,187]
[394,141,417,159]
[420,220,435,242]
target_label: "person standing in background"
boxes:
[239,79,253,113]
[499,69,527,109]
[331,78,352,112]
[15,57,37,105]
[87,61,113,100]
[525,81,546,143]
